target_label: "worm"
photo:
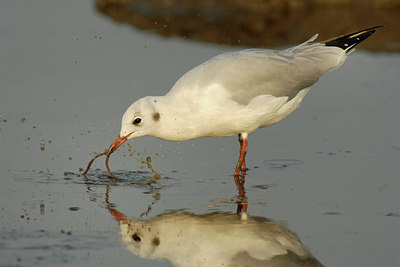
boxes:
[82,150,117,179]
[104,152,117,179]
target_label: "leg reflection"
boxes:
[234,174,248,217]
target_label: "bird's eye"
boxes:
[133,117,142,125]
[132,233,141,242]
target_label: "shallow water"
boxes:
[1,1,400,266]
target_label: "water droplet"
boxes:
[40,203,45,215]
[40,140,45,151]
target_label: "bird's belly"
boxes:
[251,88,310,129]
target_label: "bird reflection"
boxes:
[80,168,325,266]
[103,175,322,267]
[108,209,322,267]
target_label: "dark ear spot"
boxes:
[152,112,161,121]
[152,237,160,246]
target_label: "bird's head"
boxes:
[108,97,161,153]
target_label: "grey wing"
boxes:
[199,43,346,105]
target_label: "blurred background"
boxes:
[96,0,400,51]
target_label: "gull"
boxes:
[108,26,381,176]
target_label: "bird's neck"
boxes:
[149,95,205,141]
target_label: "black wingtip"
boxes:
[324,25,384,53]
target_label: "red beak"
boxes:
[108,133,133,153]
[109,208,126,222]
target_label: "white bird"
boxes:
[108,26,381,176]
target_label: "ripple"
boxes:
[13,170,57,183]
[264,159,303,169]
[65,169,176,189]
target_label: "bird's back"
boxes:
[168,37,347,106]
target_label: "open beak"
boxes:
[108,133,133,153]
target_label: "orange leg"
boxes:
[234,134,248,176]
